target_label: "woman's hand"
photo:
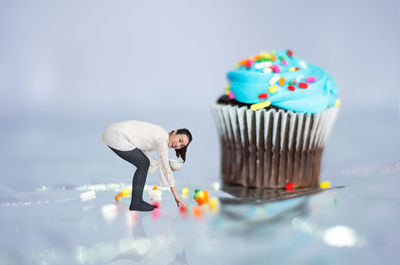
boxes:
[174,196,187,208]
[170,186,186,208]
[171,167,179,172]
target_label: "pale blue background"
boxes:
[0,0,399,264]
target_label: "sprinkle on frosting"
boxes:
[250,100,271,111]
[224,49,339,113]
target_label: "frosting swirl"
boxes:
[226,50,338,114]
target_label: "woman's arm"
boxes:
[170,186,187,208]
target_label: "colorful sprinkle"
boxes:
[288,85,295,91]
[152,186,158,190]
[334,99,341,107]
[287,50,293,57]
[181,187,189,195]
[272,64,281,73]
[254,61,272,69]
[122,188,130,197]
[225,84,230,95]
[279,56,285,61]
[258,93,269,99]
[271,55,277,61]
[281,60,287,66]
[254,55,262,61]
[320,181,330,189]
[278,77,286,86]
[245,59,254,68]
[229,91,235,99]
[269,74,280,85]
[305,77,316,83]
[289,81,294,85]
[285,182,294,191]
[268,85,278,94]
[115,192,123,202]
[239,59,248,66]
[299,82,308,89]
[289,67,296,72]
[295,67,299,71]
[299,61,307,68]
[192,206,203,219]
[250,100,271,111]
[263,68,272,73]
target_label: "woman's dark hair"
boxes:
[171,128,192,162]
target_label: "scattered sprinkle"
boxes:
[320,181,330,189]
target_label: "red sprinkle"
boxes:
[258,93,269,99]
[245,59,254,68]
[295,67,299,71]
[299,82,308,89]
[285,182,294,190]
[288,85,295,91]
[287,50,293,57]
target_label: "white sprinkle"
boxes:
[212,182,221,191]
[269,74,280,85]
[254,62,272,69]
[299,61,307,69]
[263,68,272,73]
[80,191,96,201]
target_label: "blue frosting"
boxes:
[227,50,338,114]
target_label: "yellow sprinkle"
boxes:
[234,63,239,69]
[289,67,296,72]
[268,85,278,94]
[251,100,271,111]
[225,84,230,95]
[208,197,219,212]
[122,188,130,197]
[181,187,189,195]
[320,181,330,189]
[334,99,341,107]
[260,52,270,59]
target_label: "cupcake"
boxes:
[212,50,339,188]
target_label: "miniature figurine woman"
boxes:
[101,120,192,211]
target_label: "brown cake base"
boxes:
[212,103,338,188]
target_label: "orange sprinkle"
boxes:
[152,186,158,190]
[271,55,277,61]
[203,190,209,202]
[192,206,203,219]
[254,55,261,61]
[114,192,123,202]
[278,77,286,86]
[239,59,248,66]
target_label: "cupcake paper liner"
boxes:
[212,103,338,188]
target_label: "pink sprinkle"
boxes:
[245,59,254,68]
[282,60,287,66]
[272,64,280,73]
[305,76,316,83]
[293,80,297,85]
[229,91,234,99]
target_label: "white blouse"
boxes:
[101,120,175,187]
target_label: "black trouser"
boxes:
[108,147,153,209]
